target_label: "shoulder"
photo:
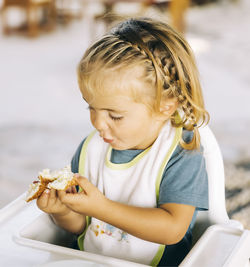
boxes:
[159,129,208,210]
[168,129,202,166]
[71,138,86,173]
[173,129,194,155]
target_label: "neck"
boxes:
[134,120,167,150]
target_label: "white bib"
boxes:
[77,121,182,266]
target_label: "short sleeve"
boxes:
[158,131,208,211]
[71,138,85,174]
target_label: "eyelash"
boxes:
[87,107,123,121]
[109,115,123,121]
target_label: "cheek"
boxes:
[115,119,143,137]
[89,112,94,123]
[89,112,96,127]
[109,121,127,137]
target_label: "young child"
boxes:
[37,17,209,266]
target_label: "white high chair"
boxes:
[0,126,249,267]
[179,126,250,267]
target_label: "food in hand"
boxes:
[26,165,76,202]
[48,167,77,190]
[26,181,47,203]
[38,168,57,185]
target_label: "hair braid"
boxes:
[146,39,198,130]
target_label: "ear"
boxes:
[159,97,178,118]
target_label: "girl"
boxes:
[37,17,209,266]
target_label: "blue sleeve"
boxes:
[71,138,86,173]
[158,131,209,211]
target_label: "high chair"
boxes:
[0,126,249,266]
[180,126,250,267]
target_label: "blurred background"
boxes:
[0,0,249,229]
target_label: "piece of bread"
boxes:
[26,182,47,202]
[48,166,77,190]
[26,165,76,202]
[38,168,57,185]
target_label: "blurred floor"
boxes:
[0,0,250,227]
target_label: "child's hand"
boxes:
[58,175,107,217]
[37,188,71,216]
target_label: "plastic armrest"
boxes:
[180,223,250,267]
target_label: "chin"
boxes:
[110,145,125,150]
[112,143,140,151]
[110,143,129,151]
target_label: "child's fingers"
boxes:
[72,186,77,193]
[75,176,93,194]
[57,189,66,199]
[49,188,57,200]
[57,189,78,205]
[36,189,50,208]
[48,188,59,206]
[58,189,84,205]
[65,186,77,194]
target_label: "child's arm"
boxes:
[59,176,195,245]
[37,188,86,234]
[50,209,86,235]
[100,201,194,245]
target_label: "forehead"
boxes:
[83,93,136,113]
[82,64,154,102]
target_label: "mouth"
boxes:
[103,138,114,144]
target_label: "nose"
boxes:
[91,111,109,133]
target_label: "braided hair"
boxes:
[78,18,209,150]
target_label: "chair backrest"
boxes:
[192,126,229,243]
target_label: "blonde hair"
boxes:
[78,17,209,150]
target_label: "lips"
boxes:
[103,138,113,143]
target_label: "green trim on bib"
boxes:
[105,145,151,170]
[155,126,182,203]
[77,216,91,251]
[78,131,96,176]
[77,131,95,251]
[151,126,182,266]
[150,244,165,266]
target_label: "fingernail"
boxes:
[44,189,50,194]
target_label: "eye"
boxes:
[109,114,123,121]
